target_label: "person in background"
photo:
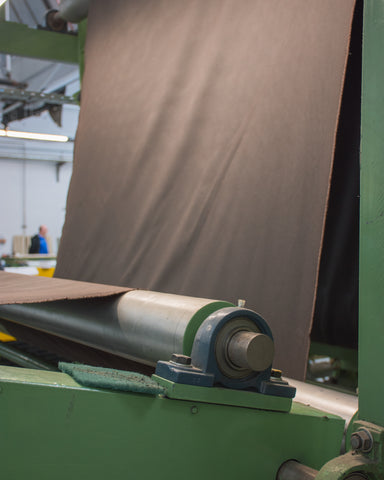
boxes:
[29,225,49,254]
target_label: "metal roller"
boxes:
[277,460,318,480]
[287,378,358,425]
[57,0,90,22]
[0,291,233,367]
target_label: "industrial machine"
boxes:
[0,278,376,480]
[0,286,351,479]
[1,0,384,479]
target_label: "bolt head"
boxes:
[350,429,373,453]
[350,433,362,450]
[271,369,283,379]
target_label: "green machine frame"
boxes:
[359,0,384,429]
[1,1,384,478]
[0,10,86,85]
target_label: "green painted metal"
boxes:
[2,256,57,267]
[316,420,384,479]
[359,0,384,428]
[78,19,87,82]
[182,301,234,356]
[0,21,78,64]
[0,366,344,479]
[153,375,292,412]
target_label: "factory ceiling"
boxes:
[0,0,79,130]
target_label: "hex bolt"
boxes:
[171,354,192,366]
[350,429,373,453]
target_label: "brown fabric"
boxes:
[0,272,131,305]
[56,0,355,379]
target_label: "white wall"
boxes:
[0,105,79,257]
[0,157,72,256]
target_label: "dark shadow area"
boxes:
[311,0,362,350]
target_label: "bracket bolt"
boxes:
[171,354,192,366]
[271,369,283,378]
[350,429,373,453]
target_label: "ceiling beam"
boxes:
[0,20,79,64]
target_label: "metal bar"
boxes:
[287,378,358,425]
[0,20,78,64]
[359,0,384,427]
[57,0,89,23]
[0,342,57,370]
[0,87,78,105]
[277,461,318,480]
[0,154,73,164]
[2,101,22,115]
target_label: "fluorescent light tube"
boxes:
[0,129,69,142]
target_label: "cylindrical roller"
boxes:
[227,331,274,371]
[116,291,232,364]
[0,291,233,367]
[286,377,358,425]
[57,0,89,22]
[277,460,318,480]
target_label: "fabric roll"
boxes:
[55,0,356,379]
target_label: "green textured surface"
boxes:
[182,301,234,356]
[59,362,165,395]
[153,375,292,412]
[0,366,344,479]
[0,21,78,63]
[359,0,384,427]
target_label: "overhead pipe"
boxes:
[46,0,89,32]
[56,0,90,23]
